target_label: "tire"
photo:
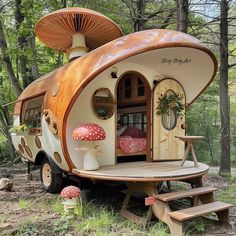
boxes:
[40,158,62,193]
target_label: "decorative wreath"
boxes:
[156,93,185,118]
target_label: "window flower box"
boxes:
[9,125,41,136]
[9,124,29,136]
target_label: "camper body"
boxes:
[10,9,235,236]
[11,29,217,192]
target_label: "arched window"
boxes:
[117,72,146,106]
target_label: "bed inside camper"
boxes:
[116,71,151,162]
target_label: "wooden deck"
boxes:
[72,160,209,181]
[73,160,233,236]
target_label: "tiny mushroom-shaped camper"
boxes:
[61,185,81,210]
[10,6,235,236]
[72,123,106,171]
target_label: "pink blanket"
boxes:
[117,136,146,154]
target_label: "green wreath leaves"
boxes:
[156,93,185,118]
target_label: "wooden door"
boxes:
[153,79,185,160]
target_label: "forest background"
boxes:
[0,0,236,175]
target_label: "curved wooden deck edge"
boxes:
[72,161,209,182]
[72,170,208,182]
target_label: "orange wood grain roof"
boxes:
[35,7,123,52]
[15,29,217,117]
[15,29,217,170]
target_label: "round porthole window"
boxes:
[92,88,115,120]
[161,90,178,130]
[161,109,177,130]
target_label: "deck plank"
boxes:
[169,201,233,221]
[155,187,217,202]
[72,161,209,181]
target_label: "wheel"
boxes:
[40,158,62,193]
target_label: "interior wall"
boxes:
[66,62,157,168]
[123,47,215,105]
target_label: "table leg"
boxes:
[181,142,191,166]
[120,182,157,225]
[190,144,199,167]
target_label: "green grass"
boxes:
[35,195,64,213]
[13,180,236,236]
[216,183,236,205]
[18,199,33,209]
[185,220,206,235]
[73,201,170,236]
[16,220,54,236]
[51,197,64,213]
[13,202,170,236]
[74,206,117,234]
[16,220,40,236]
[41,197,170,236]
[147,222,170,236]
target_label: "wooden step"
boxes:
[155,187,217,202]
[169,201,233,221]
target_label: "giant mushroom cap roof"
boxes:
[35,7,123,52]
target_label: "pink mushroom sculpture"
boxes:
[72,123,106,170]
[61,185,81,210]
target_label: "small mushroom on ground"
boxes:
[72,123,106,170]
[61,185,81,211]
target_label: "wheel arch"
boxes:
[35,150,47,166]
[35,151,62,173]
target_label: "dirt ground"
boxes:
[0,165,236,236]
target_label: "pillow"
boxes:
[121,126,146,138]
[117,126,127,136]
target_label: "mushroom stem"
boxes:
[67,33,89,60]
[63,197,77,210]
[80,141,99,170]
[83,150,99,170]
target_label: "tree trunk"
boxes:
[27,35,39,80]
[15,0,34,88]
[134,0,146,31]
[61,0,67,8]
[0,20,22,96]
[0,106,16,161]
[176,0,188,32]
[219,0,231,175]
[205,128,215,164]
[6,132,16,162]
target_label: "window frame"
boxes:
[92,88,116,120]
[120,111,147,131]
[117,72,147,107]
[20,93,45,134]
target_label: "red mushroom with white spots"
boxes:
[61,185,81,210]
[72,123,106,170]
